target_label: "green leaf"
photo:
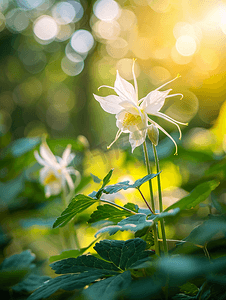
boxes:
[103,173,159,194]
[90,173,102,183]
[182,214,226,246]
[53,194,98,228]
[93,238,149,270]
[88,204,134,224]
[153,208,180,222]
[0,250,36,288]
[0,250,35,271]
[124,203,139,213]
[102,169,114,188]
[12,274,51,293]
[27,273,103,300]
[49,239,98,263]
[83,270,132,300]
[50,255,119,275]
[95,214,154,237]
[179,282,199,296]
[95,169,114,199]
[164,180,220,212]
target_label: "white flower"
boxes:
[93,60,187,153]
[34,141,81,198]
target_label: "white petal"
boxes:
[154,112,188,140]
[114,71,136,103]
[62,144,71,163]
[132,58,138,103]
[140,89,172,114]
[40,142,58,165]
[107,129,122,149]
[66,168,81,189]
[62,169,75,190]
[119,101,140,115]
[129,129,147,152]
[34,151,48,167]
[93,94,123,114]
[148,117,178,155]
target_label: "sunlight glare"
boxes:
[70,29,94,54]
[176,35,197,56]
[52,2,76,24]
[93,0,120,21]
[34,15,58,41]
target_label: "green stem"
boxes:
[152,144,168,255]
[138,188,154,214]
[143,141,160,256]
[99,198,136,214]
[61,187,80,250]
[143,141,155,211]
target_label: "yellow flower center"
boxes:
[44,173,58,185]
[123,112,142,127]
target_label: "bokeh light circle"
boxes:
[116,58,140,80]
[61,56,84,76]
[5,8,29,32]
[65,42,86,62]
[70,29,94,54]
[34,15,58,41]
[15,0,44,10]
[93,0,120,21]
[176,35,197,56]
[52,2,76,24]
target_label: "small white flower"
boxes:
[34,141,81,198]
[93,60,187,153]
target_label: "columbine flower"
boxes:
[93,60,187,153]
[34,141,81,198]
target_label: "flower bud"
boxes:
[77,135,89,149]
[147,124,159,146]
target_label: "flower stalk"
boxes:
[153,144,168,255]
[143,141,160,256]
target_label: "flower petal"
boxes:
[114,71,136,103]
[93,94,123,114]
[148,117,178,154]
[154,112,188,139]
[129,129,147,152]
[34,151,48,167]
[40,142,58,165]
[107,129,122,149]
[61,145,76,166]
[119,101,140,115]
[140,89,172,114]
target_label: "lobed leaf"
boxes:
[95,169,114,199]
[0,250,36,288]
[49,239,98,263]
[27,273,102,300]
[88,204,134,224]
[50,254,119,275]
[103,173,160,194]
[90,173,102,183]
[83,270,132,300]
[164,180,220,212]
[95,214,154,237]
[53,194,98,228]
[12,274,51,293]
[94,238,149,270]
[101,169,114,188]
[182,214,226,246]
